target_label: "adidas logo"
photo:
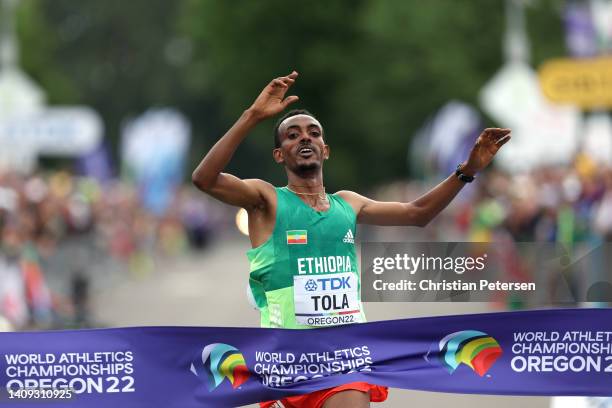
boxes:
[343,229,354,244]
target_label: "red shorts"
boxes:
[259,382,388,408]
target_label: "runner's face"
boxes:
[275,115,328,173]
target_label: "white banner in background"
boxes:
[120,108,191,214]
[0,107,103,156]
[480,61,580,172]
[120,108,190,177]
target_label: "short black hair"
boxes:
[273,109,317,148]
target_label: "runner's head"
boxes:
[273,109,329,176]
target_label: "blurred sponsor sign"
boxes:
[0,107,102,155]
[539,57,612,108]
[121,108,191,215]
[481,62,541,128]
[480,61,580,171]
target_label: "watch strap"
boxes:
[455,164,475,183]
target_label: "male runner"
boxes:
[192,71,511,408]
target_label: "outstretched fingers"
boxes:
[496,134,511,146]
[491,128,511,144]
[482,128,511,144]
[271,71,299,89]
[272,78,288,88]
[280,73,297,87]
[282,95,300,108]
[275,71,299,106]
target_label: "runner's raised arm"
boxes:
[337,128,511,226]
[191,71,299,210]
[191,71,511,408]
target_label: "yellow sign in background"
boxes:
[538,57,612,108]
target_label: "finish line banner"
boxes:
[0,309,611,407]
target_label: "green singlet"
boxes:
[247,187,366,329]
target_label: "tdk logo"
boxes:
[317,276,351,290]
[304,279,318,291]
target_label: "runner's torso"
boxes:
[247,187,366,328]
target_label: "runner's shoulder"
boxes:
[334,190,368,213]
[243,179,276,209]
[334,190,366,203]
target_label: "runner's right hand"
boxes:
[247,71,300,120]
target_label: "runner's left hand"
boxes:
[462,128,511,175]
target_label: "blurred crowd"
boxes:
[0,169,228,331]
[444,154,612,245]
[373,154,612,245]
[368,153,612,308]
[3,153,612,330]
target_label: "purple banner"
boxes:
[0,308,610,406]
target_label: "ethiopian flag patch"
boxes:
[286,230,307,245]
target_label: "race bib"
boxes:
[293,272,362,327]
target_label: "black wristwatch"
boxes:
[455,164,475,183]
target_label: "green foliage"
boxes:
[333,0,507,188]
[182,0,366,187]
[16,0,78,103]
[17,0,190,154]
[15,0,566,189]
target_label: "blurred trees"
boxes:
[15,0,565,190]
[17,0,191,166]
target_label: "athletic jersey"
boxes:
[247,187,366,329]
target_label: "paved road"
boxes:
[92,235,551,408]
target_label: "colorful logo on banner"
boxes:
[190,343,251,391]
[425,330,503,377]
[0,308,610,407]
